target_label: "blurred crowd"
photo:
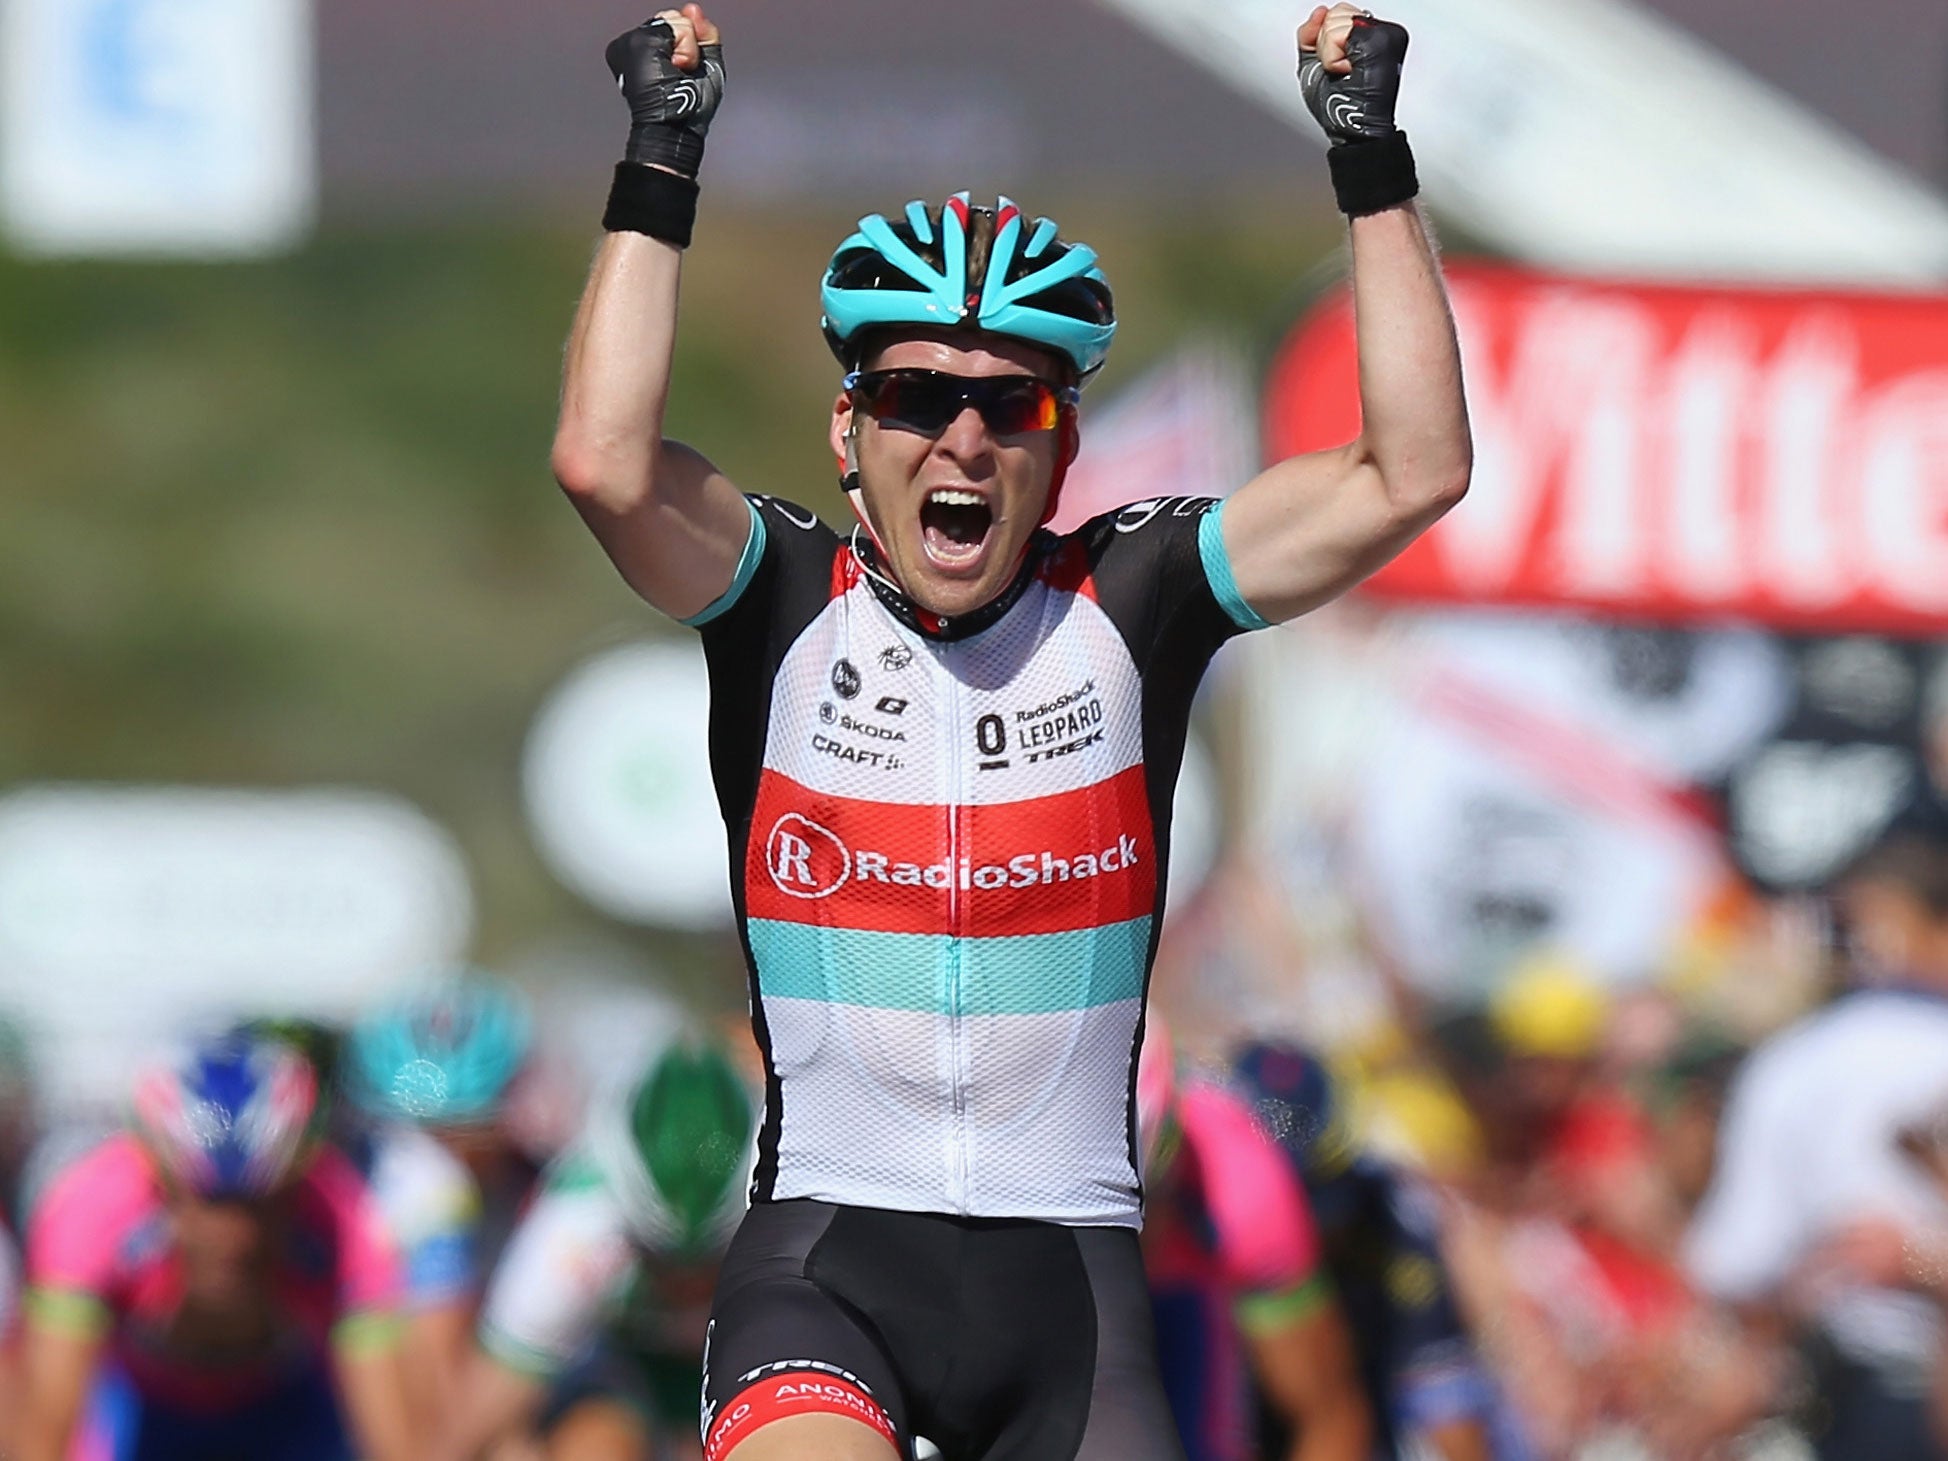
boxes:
[5,807,1948,1460]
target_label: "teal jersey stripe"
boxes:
[748,917,1151,1016]
[1197,498,1271,632]
[680,496,767,627]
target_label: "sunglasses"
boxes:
[844,369,1076,437]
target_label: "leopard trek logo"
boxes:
[766,814,851,898]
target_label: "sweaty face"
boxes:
[832,333,1070,620]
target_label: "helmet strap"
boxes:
[1038,405,1080,528]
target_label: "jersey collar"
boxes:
[848,527,1051,642]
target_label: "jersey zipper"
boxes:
[942,646,971,1212]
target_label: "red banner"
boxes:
[1265,266,1948,633]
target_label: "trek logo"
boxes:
[765,813,1142,897]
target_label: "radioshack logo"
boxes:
[766,814,850,898]
[765,812,1142,897]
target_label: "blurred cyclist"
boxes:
[16,1032,416,1461]
[1138,1023,1371,1461]
[345,972,538,1427]
[1,1206,19,1455]
[553,2,1466,1454]
[429,1037,755,1461]
[1234,1042,1512,1461]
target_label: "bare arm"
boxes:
[1247,1303,1375,1461]
[424,1349,552,1461]
[335,1331,423,1461]
[1221,6,1470,625]
[15,1311,105,1461]
[550,5,752,619]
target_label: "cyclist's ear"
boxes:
[830,391,857,483]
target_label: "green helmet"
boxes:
[592,1038,756,1257]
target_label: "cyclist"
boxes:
[1,1211,19,1454]
[552,3,1467,1453]
[429,1037,756,1461]
[16,1032,416,1461]
[345,972,539,1427]
[1137,1023,1372,1461]
[1233,1043,1513,1461]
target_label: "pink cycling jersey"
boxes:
[27,1133,401,1410]
[1147,1080,1322,1294]
[1146,1080,1329,1461]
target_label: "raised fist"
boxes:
[1297,4,1408,145]
[606,5,725,179]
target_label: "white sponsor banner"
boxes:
[1096,0,1948,285]
[1237,609,1736,996]
[523,640,733,932]
[0,785,472,1109]
[0,0,314,255]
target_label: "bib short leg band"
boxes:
[700,1199,1186,1461]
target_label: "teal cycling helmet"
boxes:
[346,972,532,1126]
[821,193,1117,381]
[591,1038,756,1258]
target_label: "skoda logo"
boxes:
[831,659,862,700]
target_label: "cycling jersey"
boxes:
[363,1124,484,1312]
[478,1148,711,1428]
[1266,1156,1509,1459]
[1145,1080,1331,1461]
[690,494,1265,1227]
[0,1215,18,1346]
[26,1133,401,1411]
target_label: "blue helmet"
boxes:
[821,194,1117,381]
[1231,1041,1357,1182]
[346,972,532,1127]
[132,1034,320,1199]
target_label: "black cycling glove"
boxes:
[1298,17,1417,215]
[1299,16,1407,142]
[606,17,726,180]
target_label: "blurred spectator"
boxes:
[345,972,540,1432]
[1138,1019,1373,1461]
[1686,824,1948,1461]
[429,1035,756,1461]
[1233,1040,1516,1461]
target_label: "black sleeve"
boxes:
[1077,496,1262,674]
[692,495,840,832]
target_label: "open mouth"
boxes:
[919,488,995,568]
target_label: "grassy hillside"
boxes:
[0,201,1344,957]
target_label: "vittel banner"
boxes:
[1267,267,1948,633]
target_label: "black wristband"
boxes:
[1326,131,1418,217]
[602,163,700,247]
